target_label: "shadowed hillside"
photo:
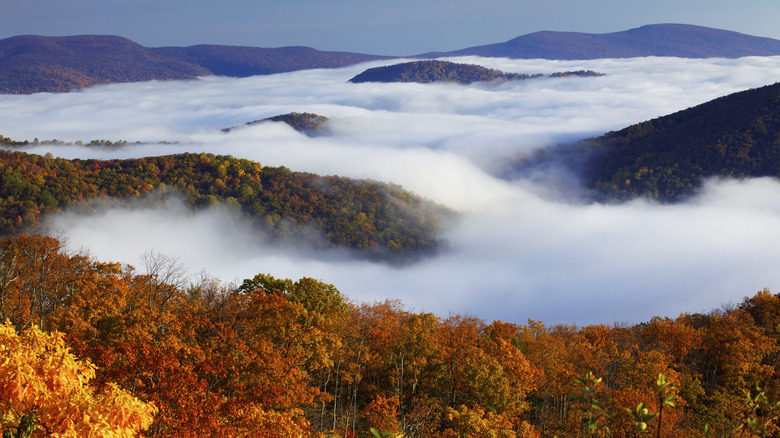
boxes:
[583,82,780,201]
[0,35,209,93]
[349,60,538,84]
[153,45,386,77]
[223,112,330,136]
[0,35,387,94]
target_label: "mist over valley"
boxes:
[2,55,780,325]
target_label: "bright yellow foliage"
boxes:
[0,321,157,437]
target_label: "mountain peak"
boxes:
[421,23,780,59]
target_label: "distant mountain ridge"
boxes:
[0,35,387,94]
[420,24,780,59]
[348,60,540,84]
[153,45,387,77]
[2,24,780,93]
[348,60,604,85]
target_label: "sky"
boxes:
[1,56,780,326]
[2,0,780,55]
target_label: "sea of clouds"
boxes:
[2,56,780,325]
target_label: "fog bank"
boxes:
[4,56,780,325]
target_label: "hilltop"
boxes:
[224,112,330,136]
[2,24,780,93]
[348,60,539,84]
[0,147,451,262]
[0,35,387,94]
[420,24,780,59]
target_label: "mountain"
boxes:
[0,35,387,94]
[582,82,780,201]
[0,148,451,261]
[224,112,330,136]
[2,24,780,93]
[420,24,780,59]
[153,45,386,77]
[0,35,209,94]
[349,60,604,85]
[348,60,604,85]
[348,60,540,84]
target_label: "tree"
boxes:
[0,321,157,437]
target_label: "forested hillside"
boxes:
[153,45,386,77]
[584,82,780,201]
[3,24,780,93]
[348,60,537,84]
[349,61,604,85]
[2,233,780,437]
[0,35,387,94]
[0,148,449,259]
[224,112,330,136]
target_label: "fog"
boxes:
[2,56,780,325]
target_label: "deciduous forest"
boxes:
[1,233,779,437]
[0,148,450,261]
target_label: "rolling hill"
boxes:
[348,60,604,84]
[582,82,780,201]
[223,112,330,136]
[153,45,386,77]
[0,35,209,94]
[0,147,452,261]
[348,60,538,84]
[2,24,780,93]
[420,24,780,59]
[0,35,387,94]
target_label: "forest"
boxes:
[348,61,542,85]
[224,112,330,137]
[0,148,450,261]
[1,232,780,437]
[348,61,605,85]
[584,82,780,202]
[0,35,387,94]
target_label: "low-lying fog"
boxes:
[2,56,780,325]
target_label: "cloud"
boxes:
[5,56,780,325]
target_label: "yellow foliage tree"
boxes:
[0,321,157,437]
[442,404,535,438]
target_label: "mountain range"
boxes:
[0,35,386,93]
[420,23,780,59]
[2,24,780,94]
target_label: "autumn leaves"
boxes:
[1,233,780,437]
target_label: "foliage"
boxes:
[0,149,451,261]
[0,320,157,437]
[349,60,542,84]
[348,61,605,85]
[1,233,780,437]
[572,371,611,436]
[584,82,780,201]
[226,112,330,137]
[549,70,605,78]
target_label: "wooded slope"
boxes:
[0,35,386,93]
[0,148,449,260]
[2,233,780,437]
[584,82,780,201]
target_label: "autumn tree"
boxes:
[0,321,156,437]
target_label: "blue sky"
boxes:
[2,0,779,55]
